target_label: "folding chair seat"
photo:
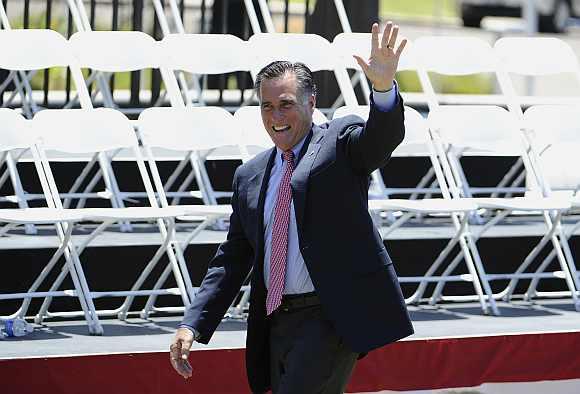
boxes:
[29,107,231,330]
[428,105,578,310]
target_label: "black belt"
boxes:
[278,292,320,312]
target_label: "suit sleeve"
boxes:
[180,168,253,344]
[342,93,405,174]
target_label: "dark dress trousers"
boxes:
[181,96,414,393]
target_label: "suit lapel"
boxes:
[291,125,324,231]
[247,148,276,272]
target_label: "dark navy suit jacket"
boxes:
[182,96,413,393]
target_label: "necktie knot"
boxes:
[282,150,294,163]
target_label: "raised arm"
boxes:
[345,22,407,173]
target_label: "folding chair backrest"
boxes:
[33,108,138,154]
[69,31,161,72]
[494,37,580,113]
[332,33,416,72]
[0,109,36,151]
[494,37,579,76]
[138,106,238,151]
[248,33,336,74]
[160,34,249,74]
[413,36,498,76]
[0,29,75,70]
[428,105,523,156]
[523,105,580,195]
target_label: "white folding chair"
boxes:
[0,108,102,334]
[428,105,578,310]
[520,104,580,302]
[136,106,237,316]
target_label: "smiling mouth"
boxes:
[272,125,291,133]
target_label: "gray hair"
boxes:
[254,61,317,102]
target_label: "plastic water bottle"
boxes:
[0,318,33,339]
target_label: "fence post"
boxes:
[131,0,144,108]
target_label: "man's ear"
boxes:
[308,94,316,112]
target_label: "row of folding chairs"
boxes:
[2,102,580,334]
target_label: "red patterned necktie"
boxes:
[266,150,295,315]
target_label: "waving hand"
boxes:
[353,22,407,92]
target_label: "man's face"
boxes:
[259,72,315,152]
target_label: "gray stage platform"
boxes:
[2,300,580,360]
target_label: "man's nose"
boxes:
[272,109,284,121]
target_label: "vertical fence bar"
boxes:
[240,3,251,105]
[304,0,310,33]
[217,0,227,106]
[43,0,53,108]
[284,0,289,32]
[201,0,206,33]
[0,0,6,105]
[65,6,73,106]
[150,0,162,106]
[110,0,119,96]
[131,0,144,108]
[179,0,185,27]
[23,0,29,28]
[90,0,96,27]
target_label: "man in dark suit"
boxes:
[170,22,413,393]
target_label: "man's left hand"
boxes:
[353,21,407,92]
